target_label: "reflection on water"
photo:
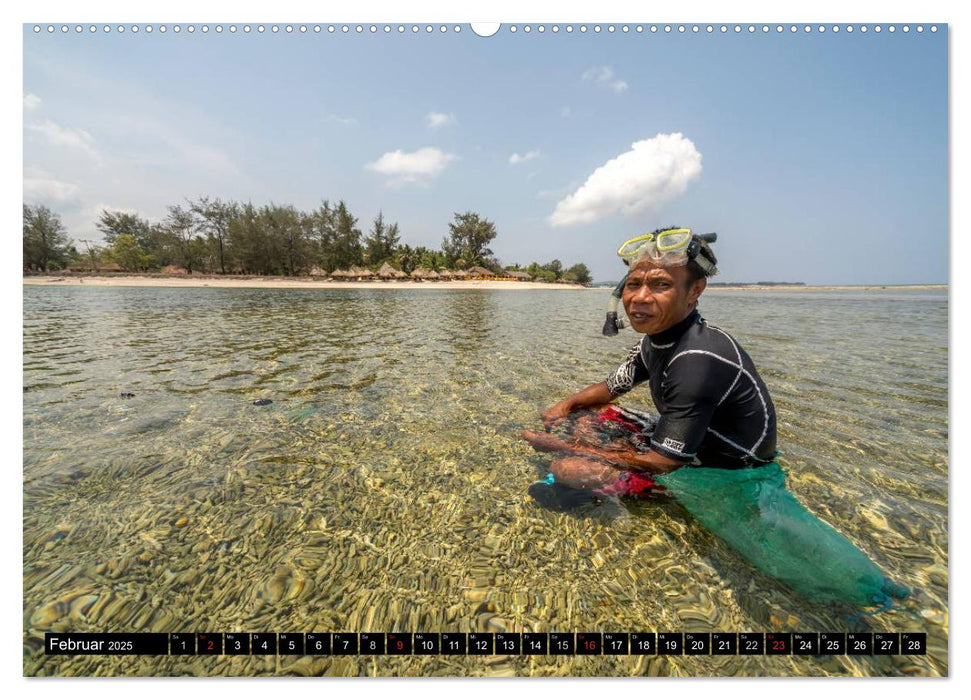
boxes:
[23,286,947,676]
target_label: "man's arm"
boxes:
[521,429,687,475]
[574,442,687,474]
[541,342,649,428]
[541,381,615,430]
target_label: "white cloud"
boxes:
[26,119,101,161]
[425,112,455,129]
[329,114,357,126]
[581,66,629,93]
[23,93,41,111]
[23,167,80,203]
[509,150,540,165]
[560,106,572,118]
[365,147,456,185]
[548,132,702,227]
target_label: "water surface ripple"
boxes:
[23,286,947,676]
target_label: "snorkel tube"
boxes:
[602,274,628,336]
[688,232,718,274]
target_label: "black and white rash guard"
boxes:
[605,309,777,469]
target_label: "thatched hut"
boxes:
[505,269,532,281]
[467,265,494,279]
[330,269,348,279]
[162,264,187,275]
[378,262,404,280]
[410,267,439,280]
[349,265,373,280]
[448,269,467,279]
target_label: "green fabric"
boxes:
[655,462,907,607]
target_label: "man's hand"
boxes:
[540,382,617,431]
[541,400,574,431]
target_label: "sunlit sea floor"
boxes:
[23,286,948,676]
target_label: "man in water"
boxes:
[523,228,777,505]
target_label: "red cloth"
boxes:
[597,405,644,432]
[595,470,665,498]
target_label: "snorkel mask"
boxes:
[602,228,719,336]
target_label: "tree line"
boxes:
[22,200,593,285]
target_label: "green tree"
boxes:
[331,200,363,270]
[96,210,152,248]
[263,203,307,275]
[191,197,239,274]
[23,204,71,271]
[526,261,555,283]
[393,243,419,274]
[364,211,401,265]
[227,202,263,274]
[363,212,386,266]
[109,233,153,271]
[188,237,212,273]
[307,201,337,272]
[564,262,592,285]
[442,211,497,268]
[164,204,201,273]
[74,238,107,270]
[142,223,174,268]
[417,246,447,271]
[545,259,563,280]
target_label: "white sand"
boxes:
[23,275,587,291]
[23,277,945,292]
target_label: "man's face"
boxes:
[621,261,705,335]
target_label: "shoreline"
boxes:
[598,283,946,292]
[23,274,586,291]
[703,284,947,292]
[22,275,946,292]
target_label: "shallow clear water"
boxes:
[22,286,948,676]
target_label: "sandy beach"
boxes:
[23,275,945,292]
[23,275,586,291]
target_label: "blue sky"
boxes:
[23,23,947,284]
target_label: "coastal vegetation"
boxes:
[22,205,72,273]
[22,201,592,284]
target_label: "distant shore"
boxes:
[704,284,947,292]
[594,283,946,292]
[23,274,586,291]
[23,275,946,293]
